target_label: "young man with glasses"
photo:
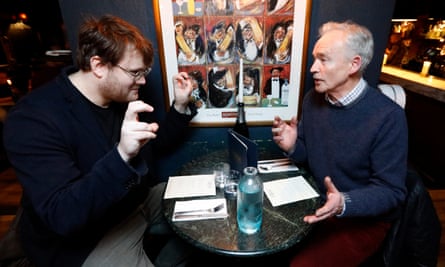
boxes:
[3,15,196,267]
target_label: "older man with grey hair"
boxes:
[272,20,408,266]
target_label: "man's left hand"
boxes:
[172,72,192,113]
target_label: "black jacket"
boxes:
[3,66,196,267]
[380,168,441,267]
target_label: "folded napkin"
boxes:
[172,198,228,222]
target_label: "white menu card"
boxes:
[164,174,216,199]
[263,176,319,207]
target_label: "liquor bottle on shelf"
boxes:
[234,101,249,138]
[281,79,289,105]
[234,58,250,138]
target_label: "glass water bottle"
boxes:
[237,166,263,234]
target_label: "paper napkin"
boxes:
[172,198,228,221]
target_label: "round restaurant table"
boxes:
[162,149,321,258]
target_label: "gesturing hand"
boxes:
[304,176,345,224]
[271,115,298,154]
[117,100,159,162]
[173,72,193,113]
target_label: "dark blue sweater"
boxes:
[290,86,408,220]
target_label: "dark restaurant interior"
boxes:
[0,0,444,266]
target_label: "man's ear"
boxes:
[90,56,107,78]
[349,55,362,74]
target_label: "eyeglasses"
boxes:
[116,64,152,80]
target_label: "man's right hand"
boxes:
[117,101,159,162]
[272,115,298,154]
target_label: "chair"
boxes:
[0,204,34,267]
[363,168,442,267]
[378,84,406,109]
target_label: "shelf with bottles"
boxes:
[385,18,445,78]
[425,19,445,40]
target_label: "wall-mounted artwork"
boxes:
[154,0,311,126]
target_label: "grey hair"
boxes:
[319,20,374,73]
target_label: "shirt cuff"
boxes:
[336,201,346,217]
[336,192,349,217]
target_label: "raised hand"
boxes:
[117,100,159,162]
[271,115,298,153]
[172,72,193,113]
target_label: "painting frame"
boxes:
[153,0,311,126]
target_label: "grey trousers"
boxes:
[82,182,189,267]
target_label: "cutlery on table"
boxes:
[174,203,224,216]
[258,158,290,164]
[258,161,293,171]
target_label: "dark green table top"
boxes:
[162,149,321,257]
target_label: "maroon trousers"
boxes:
[289,217,391,267]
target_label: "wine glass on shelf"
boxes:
[176,0,185,15]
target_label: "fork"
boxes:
[174,203,225,216]
[258,161,292,171]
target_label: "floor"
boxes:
[0,165,444,266]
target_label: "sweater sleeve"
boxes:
[4,105,148,236]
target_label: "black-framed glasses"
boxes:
[116,64,152,80]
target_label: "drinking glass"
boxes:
[213,162,229,189]
[224,170,240,199]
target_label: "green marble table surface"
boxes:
[162,148,321,257]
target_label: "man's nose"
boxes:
[136,76,146,85]
[310,61,317,73]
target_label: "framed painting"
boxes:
[153,0,311,126]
